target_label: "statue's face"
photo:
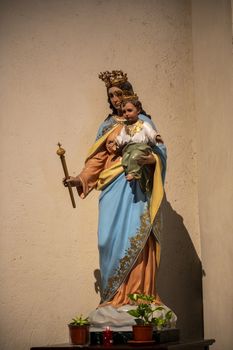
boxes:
[122,102,139,124]
[108,86,123,110]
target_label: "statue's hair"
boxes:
[122,99,151,119]
[122,98,142,111]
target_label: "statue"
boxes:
[116,98,163,184]
[62,70,175,329]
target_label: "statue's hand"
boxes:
[63,176,82,187]
[137,153,156,166]
[106,139,117,154]
[63,176,85,199]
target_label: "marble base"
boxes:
[89,304,177,332]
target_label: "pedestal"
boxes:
[30,338,215,350]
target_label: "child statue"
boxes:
[116,98,163,183]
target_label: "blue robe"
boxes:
[93,114,167,303]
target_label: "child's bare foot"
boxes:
[126,174,134,181]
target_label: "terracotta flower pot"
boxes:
[132,324,153,341]
[68,324,90,345]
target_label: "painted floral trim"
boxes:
[101,210,151,302]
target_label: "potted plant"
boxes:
[68,314,90,346]
[153,309,174,330]
[127,293,171,341]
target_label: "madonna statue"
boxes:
[64,70,175,329]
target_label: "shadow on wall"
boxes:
[158,195,204,341]
[93,195,204,341]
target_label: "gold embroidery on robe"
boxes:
[102,210,152,301]
[125,119,144,137]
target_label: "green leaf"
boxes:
[153,306,165,312]
[127,309,140,318]
[165,310,173,320]
[69,314,90,326]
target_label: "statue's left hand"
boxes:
[137,153,156,166]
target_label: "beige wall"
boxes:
[0,0,231,349]
[191,1,233,349]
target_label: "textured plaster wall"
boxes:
[191,1,233,349]
[1,1,200,349]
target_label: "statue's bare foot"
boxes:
[126,174,134,181]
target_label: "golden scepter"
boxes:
[56,142,76,208]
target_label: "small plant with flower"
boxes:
[68,314,90,345]
[69,314,90,326]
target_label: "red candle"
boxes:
[103,326,113,346]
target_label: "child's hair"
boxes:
[122,98,142,112]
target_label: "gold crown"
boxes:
[99,70,128,88]
[122,92,138,101]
